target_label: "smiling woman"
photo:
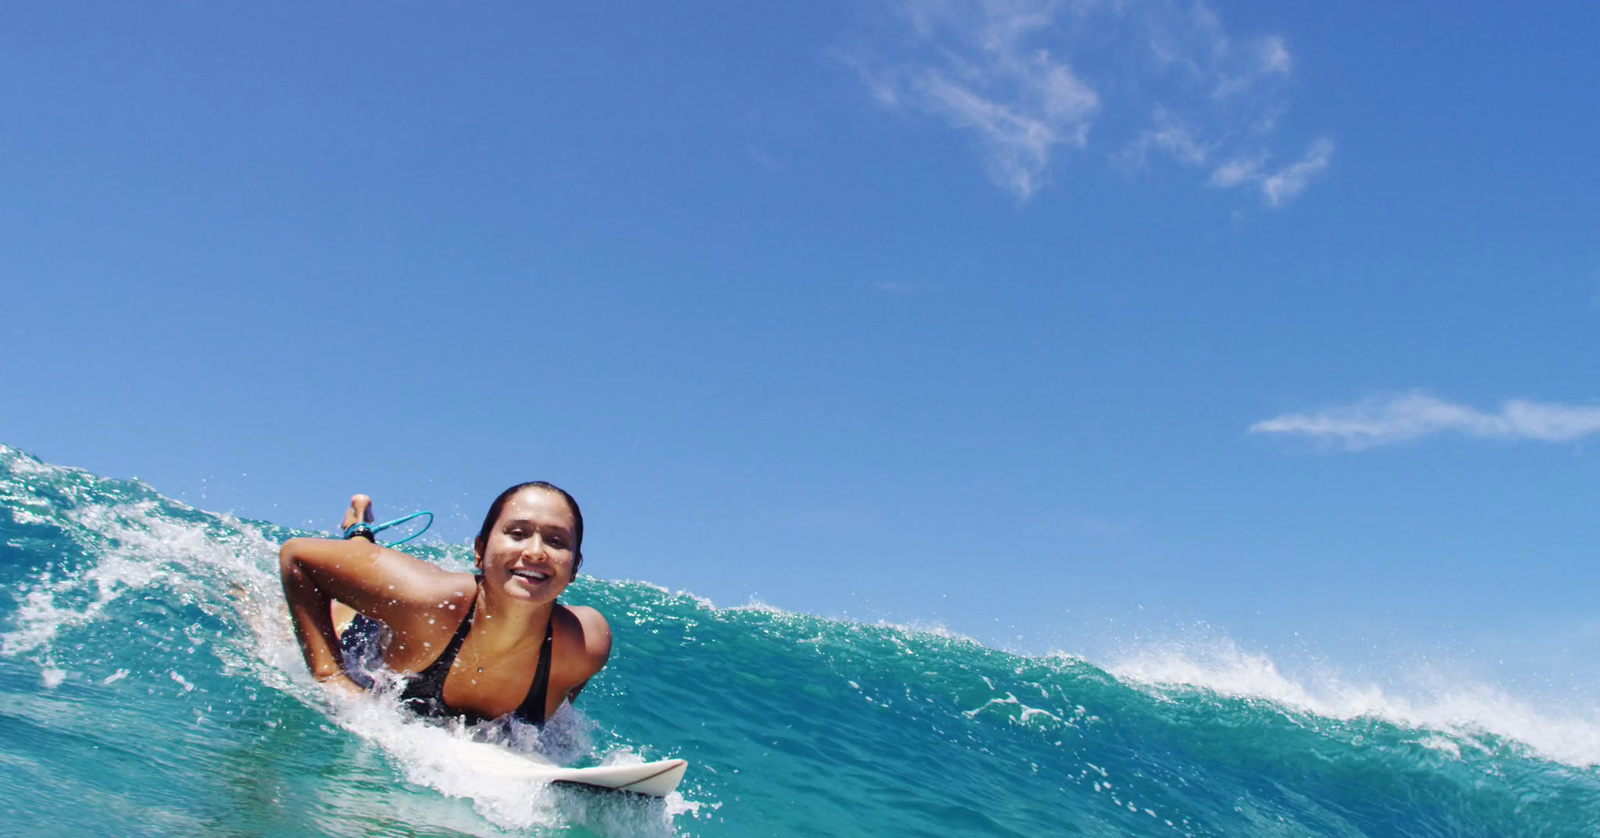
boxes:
[278,483,611,726]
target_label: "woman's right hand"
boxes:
[318,673,367,699]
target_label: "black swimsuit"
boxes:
[343,598,557,726]
[398,599,556,726]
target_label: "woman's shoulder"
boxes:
[555,603,612,671]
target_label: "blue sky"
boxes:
[4,2,1599,686]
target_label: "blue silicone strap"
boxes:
[343,511,433,546]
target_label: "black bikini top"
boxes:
[398,597,556,726]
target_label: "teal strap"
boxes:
[344,511,433,546]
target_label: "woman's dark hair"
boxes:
[475,481,584,578]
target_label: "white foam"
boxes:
[317,691,681,834]
[726,597,783,615]
[1106,636,1600,768]
[963,691,1066,727]
[331,697,565,831]
[4,505,188,657]
[1416,735,1462,759]
[9,506,52,526]
[0,446,58,476]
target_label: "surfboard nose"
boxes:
[615,759,688,797]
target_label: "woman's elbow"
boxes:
[279,538,309,580]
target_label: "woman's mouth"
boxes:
[510,568,552,583]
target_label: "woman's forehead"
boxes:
[500,487,575,527]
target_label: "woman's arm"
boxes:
[555,605,613,703]
[278,536,468,684]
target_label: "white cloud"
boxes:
[1207,154,1262,187]
[1250,392,1600,449]
[1208,137,1334,206]
[1123,109,1212,167]
[853,1,1099,199]
[913,56,1099,198]
[1261,138,1334,205]
[1260,35,1293,75]
[854,0,1328,206]
[1208,34,1295,98]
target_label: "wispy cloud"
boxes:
[1250,392,1600,449]
[1208,138,1335,206]
[1259,35,1293,75]
[847,1,1099,199]
[1122,109,1212,166]
[849,0,1328,205]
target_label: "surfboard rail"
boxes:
[451,738,688,797]
[547,758,689,797]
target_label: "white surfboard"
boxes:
[451,739,688,797]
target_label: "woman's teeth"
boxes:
[511,569,551,581]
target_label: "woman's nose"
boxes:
[521,534,547,557]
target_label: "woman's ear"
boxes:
[473,539,484,570]
[571,552,582,581]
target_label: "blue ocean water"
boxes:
[3,443,1599,837]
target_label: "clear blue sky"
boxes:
[4,2,1598,685]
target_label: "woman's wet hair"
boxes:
[475,481,585,578]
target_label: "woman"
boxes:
[279,482,611,726]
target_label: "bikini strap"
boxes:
[512,605,558,725]
[400,598,476,704]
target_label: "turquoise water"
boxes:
[3,443,1600,837]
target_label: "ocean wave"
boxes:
[4,443,1600,836]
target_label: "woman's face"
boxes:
[475,488,579,604]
